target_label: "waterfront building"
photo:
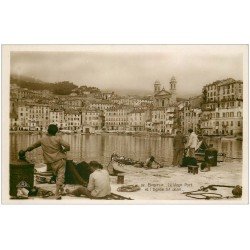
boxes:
[181,96,202,134]
[145,120,153,131]
[49,109,66,129]
[16,103,50,131]
[64,110,82,131]
[28,104,50,130]
[10,109,19,130]
[127,109,150,131]
[200,78,243,136]
[182,102,202,134]
[104,105,132,131]
[81,109,103,130]
[16,104,29,130]
[151,106,175,133]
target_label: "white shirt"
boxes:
[187,132,198,149]
[87,169,111,197]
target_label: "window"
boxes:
[231,121,233,126]
[238,121,241,127]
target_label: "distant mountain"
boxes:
[10,74,78,95]
[10,74,102,96]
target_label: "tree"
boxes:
[52,81,77,95]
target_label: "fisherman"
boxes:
[186,128,198,157]
[66,161,111,199]
[172,130,187,167]
[19,124,70,200]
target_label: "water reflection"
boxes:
[10,133,242,166]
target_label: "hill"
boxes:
[11,75,79,95]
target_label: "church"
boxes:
[153,76,177,108]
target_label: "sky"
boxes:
[10,45,245,97]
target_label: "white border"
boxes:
[2,44,249,205]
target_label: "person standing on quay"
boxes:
[172,130,187,167]
[19,124,70,200]
[186,128,198,157]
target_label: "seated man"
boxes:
[66,161,111,199]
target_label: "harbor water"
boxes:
[10,133,243,167]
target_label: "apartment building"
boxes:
[104,106,132,131]
[64,110,82,131]
[201,78,243,136]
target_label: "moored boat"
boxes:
[108,154,145,175]
[109,160,144,175]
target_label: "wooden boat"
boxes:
[108,154,145,175]
[109,160,144,175]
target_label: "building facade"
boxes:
[49,109,66,129]
[151,107,175,133]
[104,106,132,131]
[82,109,103,130]
[201,78,243,136]
[127,109,150,131]
[64,110,81,131]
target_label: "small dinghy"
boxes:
[108,154,145,175]
[110,160,144,175]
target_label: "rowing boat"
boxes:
[109,160,144,175]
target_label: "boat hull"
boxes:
[109,160,144,175]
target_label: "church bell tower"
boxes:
[170,76,177,103]
[154,80,161,94]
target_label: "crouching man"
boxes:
[66,161,111,199]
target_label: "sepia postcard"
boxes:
[1,44,248,204]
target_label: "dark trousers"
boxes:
[172,148,184,166]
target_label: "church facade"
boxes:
[153,76,177,107]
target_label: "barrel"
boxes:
[205,147,218,166]
[10,160,34,197]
